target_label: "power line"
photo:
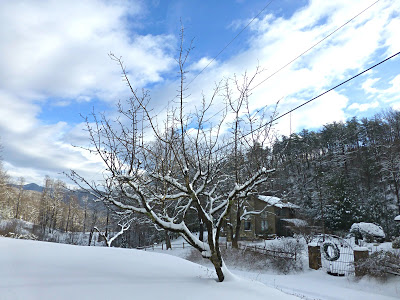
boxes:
[151,0,276,119]
[250,0,381,92]
[192,0,382,125]
[216,50,400,153]
[185,0,275,88]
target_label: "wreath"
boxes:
[322,242,340,261]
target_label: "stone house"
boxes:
[226,195,303,240]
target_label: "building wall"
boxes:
[225,195,297,240]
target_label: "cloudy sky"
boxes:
[0,0,399,185]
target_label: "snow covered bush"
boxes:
[0,219,19,236]
[266,238,305,274]
[354,250,400,280]
[350,222,385,243]
[221,247,269,271]
[7,232,38,240]
[186,241,304,274]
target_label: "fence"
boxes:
[136,242,193,251]
[136,241,297,261]
[238,243,297,260]
[309,235,355,276]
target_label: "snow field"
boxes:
[154,237,400,300]
[0,237,299,300]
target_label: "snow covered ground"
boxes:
[1,236,399,300]
[0,237,299,300]
[153,238,400,300]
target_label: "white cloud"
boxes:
[360,74,400,104]
[362,77,381,94]
[0,91,105,184]
[0,0,177,184]
[1,0,400,184]
[283,91,349,132]
[178,0,400,134]
[392,102,400,111]
[347,101,379,112]
[0,0,175,102]
[189,57,217,71]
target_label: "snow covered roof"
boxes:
[395,215,400,222]
[257,195,300,209]
[281,218,308,227]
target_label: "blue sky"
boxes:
[0,0,399,185]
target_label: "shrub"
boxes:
[186,239,305,274]
[0,219,20,236]
[7,232,38,240]
[354,250,400,280]
[266,238,305,274]
[392,237,400,249]
[350,222,385,243]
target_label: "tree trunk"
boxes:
[199,221,204,242]
[232,207,241,249]
[210,251,224,282]
[105,209,110,237]
[165,231,171,249]
[65,202,71,232]
[88,228,94,246]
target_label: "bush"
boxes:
[186,238,305,274]
[7,232,38,240]
[0,219,20,236]
[392,237,400,249]
[266,238,305,274]
[355,250,400,280]
[350,222,385,243]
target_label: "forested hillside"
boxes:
[271,109,400,237]
[1,109,399,243]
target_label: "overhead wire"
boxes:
[150,0,276,120]
[185,0,275,88]
[214,50,400,153]
[249,0,381,92]
[193,0,382,125]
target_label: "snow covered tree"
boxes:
[70,32,274,282]
[224,81,276,248]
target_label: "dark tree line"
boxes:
[271,109,400,238]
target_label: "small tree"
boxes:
[70,31,274,282]
[94,213,134,247]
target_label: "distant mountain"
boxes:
[9,182,105,211]
[8,182,44,192]
[23,183,44,192]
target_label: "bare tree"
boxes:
[224,71,278,248]
[94,213,133,247]
[70,31,274,282]
[0,159,13,219]
[14,177,25,219]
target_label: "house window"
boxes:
[261,220,268,232]
[244,220,251,231]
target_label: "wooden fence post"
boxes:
[308,243,321,270]
[354,247,369,277]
